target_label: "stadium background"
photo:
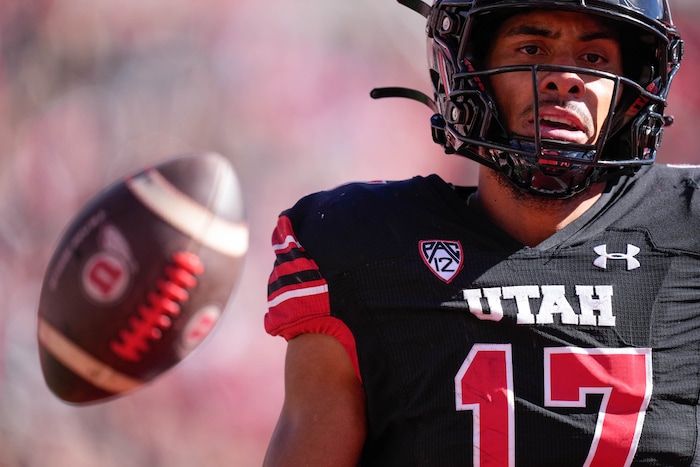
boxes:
[0,1,698,465]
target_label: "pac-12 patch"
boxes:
[419,240,463,283]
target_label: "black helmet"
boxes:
[372,0,684,198]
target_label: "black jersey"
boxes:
[265,164,700,466]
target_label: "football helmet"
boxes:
[372,0,684,198]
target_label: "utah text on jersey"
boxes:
[452,284,616,326]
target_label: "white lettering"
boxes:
[460,285,616,327]
[502,286,540,324]
[463,288,503,322]
[539,285,578,325]
[576,285,615,326]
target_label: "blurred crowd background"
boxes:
[0,1,698,465]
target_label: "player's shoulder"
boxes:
[278,174,457,272]
[283,174,451,224]
[616,163,700,202]
[646,162,700,183]
[301,174,450,206]
[630,163,700,207]
[612,163,700,250]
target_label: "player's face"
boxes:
[485,10,623,146]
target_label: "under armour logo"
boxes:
[593,244,641,270]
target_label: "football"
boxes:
[37,152,248,404]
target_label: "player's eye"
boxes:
[582,53,606,65]
[520,45,541,56]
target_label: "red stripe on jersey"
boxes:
[265,215,361,382]
[271,216,304,254]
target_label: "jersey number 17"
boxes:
[455,344,653,467]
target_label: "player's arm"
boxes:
[263,333,367,467]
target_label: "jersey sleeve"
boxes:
[264,214,361,381]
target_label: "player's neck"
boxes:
[475,169,605,247]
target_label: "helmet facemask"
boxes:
[444,62,661,197]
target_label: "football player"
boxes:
[264,0,693,465]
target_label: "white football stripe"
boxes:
[126,170,248,257]
[37,317,142,394]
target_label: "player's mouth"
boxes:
[532,110,590,144]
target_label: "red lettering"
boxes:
[87,259,124,296]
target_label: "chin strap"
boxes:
[397,0,431,17]
[370,87,437,113]
[369,0,444,143]
[369,0,437,112]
